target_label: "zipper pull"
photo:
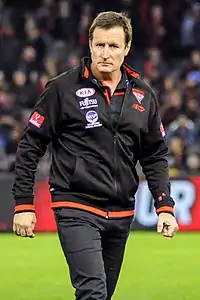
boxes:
[92,79,98,84]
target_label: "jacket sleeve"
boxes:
[12,79,61,213]
[139,93,175,216]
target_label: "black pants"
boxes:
[54,208,133,300]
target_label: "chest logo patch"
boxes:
[85,110,102,129]
[133,103,145,112]
[76,88,95,98]
[132,88,145,104]
[79,98,98,109]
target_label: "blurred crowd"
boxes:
[0,0,200,177]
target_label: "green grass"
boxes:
[0,232,199,300]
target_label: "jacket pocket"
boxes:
[69,156,113,199]
[117,159,139,202]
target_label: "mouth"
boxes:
[99,62,112,66]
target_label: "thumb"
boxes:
[157,219,164,233]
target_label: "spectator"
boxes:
[181,7,196,53]
[193,2,200,49]
[160,90,183,127]
[143,5,166,51]
[11,70,38,109]
[18,45,40,76]
[167,115,198,150]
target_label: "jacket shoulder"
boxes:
[49,66,81,88]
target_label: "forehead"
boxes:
[92,26,125,44]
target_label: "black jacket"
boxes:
[12,57,174,218]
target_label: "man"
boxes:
[12,11,179,300]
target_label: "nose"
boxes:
[101,45,109,59]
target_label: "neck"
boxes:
[90,63,122,85]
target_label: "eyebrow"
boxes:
[95,41,120,46]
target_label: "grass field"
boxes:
[0,232,199,300]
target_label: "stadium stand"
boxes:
[0,0,200,176]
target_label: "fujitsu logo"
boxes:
[79,98,98,109]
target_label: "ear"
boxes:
[124,41,131,56]
[89,40,92,52]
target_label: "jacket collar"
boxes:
[80,57,140,82]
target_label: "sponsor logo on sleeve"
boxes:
[160,123,166,137]
[29,112,45,128]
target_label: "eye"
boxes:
[110,44,119,49]
[96,43,104,47]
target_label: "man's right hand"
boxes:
[13,212,37,238]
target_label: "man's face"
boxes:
[89,26,131,74]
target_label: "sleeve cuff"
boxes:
[154,195,175,216]
[156,206,174,215]
[14,204,35,214]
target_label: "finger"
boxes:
[15,224,21,236]
[163,226,174,238]
[31,219,36,229]
[162,227,173,238]
[13,223,16,233]
[26,227,35,238]
[28,235,35,238]
[168,222,179,234]
[163,230,173,238]
[157,220,164,233]
[162,226,168,235]
[163,232,173,238]
[175,224,179,233]
[168,227,177,237]
[17,225,25,237]
[20,228,27,237]
[30,220,36,237]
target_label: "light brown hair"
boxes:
[89,11,132,47]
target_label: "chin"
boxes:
[98,66,112,73]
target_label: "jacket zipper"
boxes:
[88,79,118,203]
[85,78,131,206]
[115,80,131,130]
[113,133,121,199]
[112,82,131,198]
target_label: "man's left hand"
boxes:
[157,213,179,238]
